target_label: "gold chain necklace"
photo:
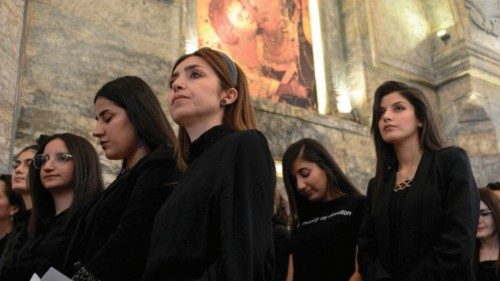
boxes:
[393,166,417,192]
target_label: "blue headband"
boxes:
[219,52,238,87]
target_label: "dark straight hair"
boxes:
[94,76,176,166]
[0,174,26,214]
[28,133,104,235]
[282,138,361,229]
[371,81,443,186]
[475,187,500,275]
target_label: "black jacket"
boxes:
[64,143,181,281]
[1,210,78,281]
[0,210,30,278]
[144,126,276,281]
[358,147,479,281]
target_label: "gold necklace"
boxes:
[393,166,417,192]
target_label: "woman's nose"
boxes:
[92,122,104,138]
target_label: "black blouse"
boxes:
[0,210,76,281]
[64,143,181,281]
[358,147,479,281]
[144,125,276,281]
[475,260,498,281]
[0,210,31,277]
[291,194,365,281]
[388,181,411,279]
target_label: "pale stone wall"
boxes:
[0,0,25,173]
[1,0,498,189]
[12,0,185,184]
[254,98,374,193]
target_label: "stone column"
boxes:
[435,0,500,186]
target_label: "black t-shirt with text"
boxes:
[291,194,365,281]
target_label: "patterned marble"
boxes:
[0,0,24,172]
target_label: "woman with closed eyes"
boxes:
[0,133,103,281]
[282,138,364,281]
[64,76,182,281]
[358,81,479,281]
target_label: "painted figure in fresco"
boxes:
[202,0,316,108]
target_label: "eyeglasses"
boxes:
[479,209,493,217]
[33,153,74,169]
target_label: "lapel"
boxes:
[372,150,434,262]
[373,167,395,260]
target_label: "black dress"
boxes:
[0,210,30,276]
[273,222,290,281]
[64,143,181,281]
[0,210,77,281]
[290,194,365,281]
[475,260,498,281]
[0,233,10,255]
[358,147,479,281]
[144,125,276,281]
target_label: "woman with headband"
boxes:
[144,47,276,281]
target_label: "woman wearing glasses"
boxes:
[358,81,479,281]
[64,76,182,281]
[475,187,500,281]
[0,133,103,280]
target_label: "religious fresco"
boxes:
[198,0,317,109]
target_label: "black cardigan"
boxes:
[144,126,276,281]
[64,143,181,281]
[358,147,479,281]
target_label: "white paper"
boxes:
[29,273,41,281]
[40,267,72,281]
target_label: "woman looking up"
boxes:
[358,81,479,281]
[144,47,276,281]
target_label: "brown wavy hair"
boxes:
[170,47,257,169]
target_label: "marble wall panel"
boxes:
[254,98,375,193]
[14,0,184,183]
[0,0,24,173]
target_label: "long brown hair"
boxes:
[371,81,443,186]
[475,187,500,274]
[170,47,257,169]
